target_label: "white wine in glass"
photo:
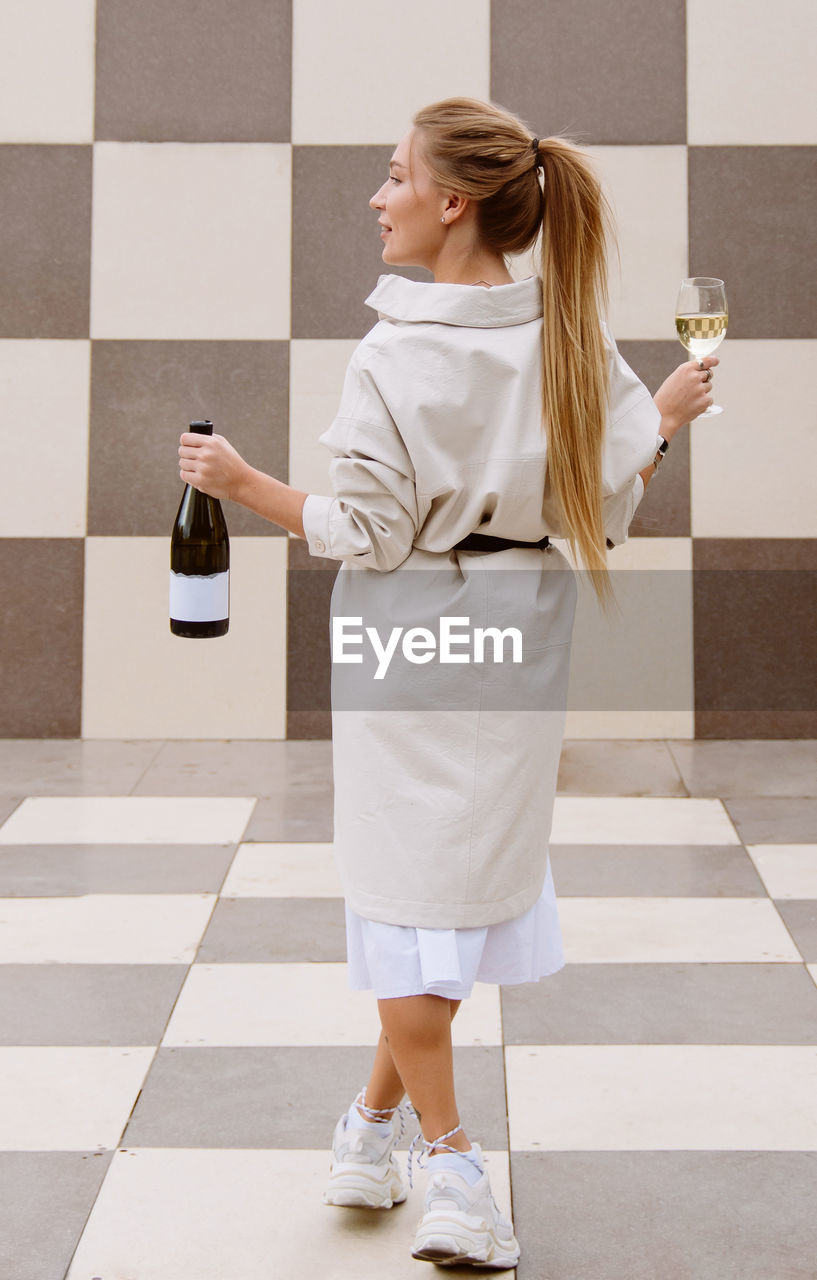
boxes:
[675,276,727,417]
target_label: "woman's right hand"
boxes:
[653,356,720,440]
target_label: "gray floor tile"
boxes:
[512,1151,817,1280]
[0,796,21,826]
[122,1045,508,1150]
[0,844,236,896]
[549,845,765,896]
[198,897,346,962]
[500,963,817,1045]
[724,798,817,844]
[0,1151,113,1280]
[0,738,163,796]
[774,901,817,963]
[0,966,188,1045]
[134,739,334,796]
[557,740,687,796]
[242,790,333,841]
[669,739,817,797]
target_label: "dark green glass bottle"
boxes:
[170,419,230,638]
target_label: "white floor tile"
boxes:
[0,895,216,963]
[551,796,739,844]
[746,845,817,899]
[505,1044,817,1150]
[557,897,800,963]
[809,965,817,992]
[162,963,502,1047]
[0,796,255,844]
[0,1047,154,1150]
[222,842,341,897]
[66,1147,513,1280]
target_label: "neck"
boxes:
[430,235,513,287]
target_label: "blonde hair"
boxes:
[412,97,614,600]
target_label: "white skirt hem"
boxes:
[345,858,565,1000]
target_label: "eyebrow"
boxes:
[389,160,407,170]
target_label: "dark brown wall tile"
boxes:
[88,341,289,536]
[689,147,817,339]
[617,341,691,537]
[491,0,686,144]
[0,147,91,338]
[0,540,84,736]
[693,539,817,739]
[95,0,291,141]
[286,539,337,738]
[292,146,426,340]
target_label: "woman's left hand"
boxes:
[653,356,720,440]
[178,431,250,501]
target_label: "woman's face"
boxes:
[369,128,448,270]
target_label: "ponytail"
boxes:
[413,99,614,601]
[537,137,613,600]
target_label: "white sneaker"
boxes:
[411,1144,520,1269]
[324,1108,408,1210]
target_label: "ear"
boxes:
[442,192,470,224]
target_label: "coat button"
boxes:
[314,538,326,553]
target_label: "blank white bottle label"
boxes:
[169,570,229,622]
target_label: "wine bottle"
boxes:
[170,419,229,638]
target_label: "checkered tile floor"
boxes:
[1,739,816,1279]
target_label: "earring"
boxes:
[440,216,445,224]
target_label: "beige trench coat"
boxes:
[302,275,660,928]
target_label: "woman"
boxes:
[178,97,716,1269]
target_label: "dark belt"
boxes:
[454,532,550,553]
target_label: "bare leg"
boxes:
[375,994,471,1152]
[362,999,461,1118]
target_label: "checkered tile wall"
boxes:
[2,0,815,740]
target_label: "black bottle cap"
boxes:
[189,419,214,435]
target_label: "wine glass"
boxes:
[675,277,727,416]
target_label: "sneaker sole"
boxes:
[324,1163,407,1210]
[412,1214,520,1269]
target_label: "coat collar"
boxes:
[365,274,543,328]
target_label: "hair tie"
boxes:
[531,137,541,171]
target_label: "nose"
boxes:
[369,181,387,210]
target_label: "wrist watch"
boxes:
[653,436,670,468]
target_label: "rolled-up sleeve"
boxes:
[601,339,662,547]
[301,341,421,572]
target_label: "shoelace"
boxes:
[352,1086,412,1148]
[406,1121,484,1189]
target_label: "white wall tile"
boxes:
[292,0,490,144]
[0,0,95,142]
[564,709,695,739]
[690,340,817,537]
[589,146,688,340]
[0,341,89,536]
[688,0,817,144]
[82,538,287,738]
[91,143,291,338]
[289,339,358,493]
